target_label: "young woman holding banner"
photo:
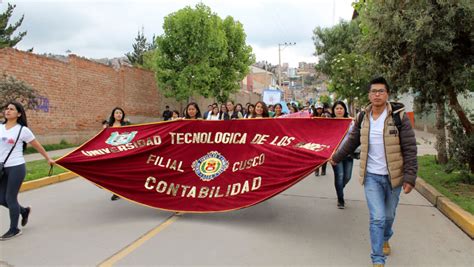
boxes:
[331,101,354,209]
[244,104,255,118]
[103,107,130,201]
[273,103,285,118]
[184,102,202,120]
[251,101,270,118]
[0,101,55,240]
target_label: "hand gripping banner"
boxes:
[57,118,352,213]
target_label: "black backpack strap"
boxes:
[389,102,405,132]
[357,111,365,129]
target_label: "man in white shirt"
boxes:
[330,77,418,267]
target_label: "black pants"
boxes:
[315,162,327,175]
[0,164,28,231]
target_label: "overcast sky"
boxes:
[3,0,354,67]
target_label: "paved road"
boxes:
[2,129,472,266]
[2,166,473,265]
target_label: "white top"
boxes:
[366,108,389,175]
[209,114,220,120]
[0,124,35,167]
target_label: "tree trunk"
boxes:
[447,88,473,135]
[435,100,448,164]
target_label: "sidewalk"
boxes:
[24,147,77,162]
[413,128,437,155]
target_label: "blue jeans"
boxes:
[364,172,402,264]
[332,157,353,203]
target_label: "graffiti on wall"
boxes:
[34,96,50,112]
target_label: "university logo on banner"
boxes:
[192,151,229,182]
[57,118,351,213]
[105,131,138,146]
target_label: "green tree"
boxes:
[328,52,372,115]
[312,20,373,115]
[153,3,254,102]
[312,20,361,76]
[126,28,153,66]
[319,95,332,107]
[0,73,39,111]
[357,0,474,172]
[0,3,27,48]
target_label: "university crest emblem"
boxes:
[106,131,138,146]
[192,151,229,181]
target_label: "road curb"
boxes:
[20,172,78,193]
[415,177,474,239]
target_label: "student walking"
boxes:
[0,101,55,240]
[330,77,417,266]
[103,107,130,201]
[330,101,354,209]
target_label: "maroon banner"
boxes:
[57,118,351,213]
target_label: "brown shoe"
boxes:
[383,241,391,256]
[373,264,384,267]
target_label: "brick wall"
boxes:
[0,48,261,144]
[0,48,181,144]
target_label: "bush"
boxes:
[445,110,474,184]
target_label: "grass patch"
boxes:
[25,140,77,155]
[25,157,68,182]
[418,155,474,214]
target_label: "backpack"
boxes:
[357,102,405,133]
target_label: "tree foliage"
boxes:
[357,0,474,173]
[312,20,361,76]
[0,73,39,111]
[0,3,27,48]
[153,3,255,102]
[125,28,157,67]
[312,20,373,114]
[328,52,372,114]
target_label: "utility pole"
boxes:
[278,42,296,89]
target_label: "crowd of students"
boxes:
[163,100,336,120]
[1,77,419,267]
[168,100,356,211]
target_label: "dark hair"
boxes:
[165,105,170,109]
[252,101,269,118]
[368,76,390,93]
[331,100,349,118]
[3,101,28,151]
[235,103,243,111]
[246,104,255,117]
[290,103,299,113]
[172,110,180,117]
[108,107,126,126]
[212,106,219,115]
[4,101,28,127]
[184,102,202,119]
[274,103,284,117]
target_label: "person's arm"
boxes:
[399,113,418,193]
[29,139,55,166]
[330,119,361,165]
